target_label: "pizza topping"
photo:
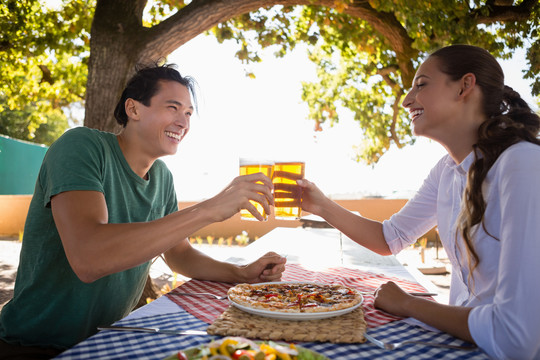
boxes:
[227,282,362,313]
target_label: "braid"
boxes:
[459,85,540,274]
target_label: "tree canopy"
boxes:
[0,0,91,144]
[1,0,539,161]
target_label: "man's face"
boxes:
[134,80,193,158]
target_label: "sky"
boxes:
[162,34,537,201]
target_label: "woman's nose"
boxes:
[402,90,413,108]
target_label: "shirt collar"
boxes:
[444,151,476,175]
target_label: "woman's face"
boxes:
[402,56,465,142]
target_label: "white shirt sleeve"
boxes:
[382,156,445,254]
[468,144,540,359]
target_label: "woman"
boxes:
[298,45,540,359]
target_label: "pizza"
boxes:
[227,282,362,313]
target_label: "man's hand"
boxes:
[240,252,287,283]
[201,173,274,222]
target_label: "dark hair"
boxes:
[114,63,198,127]
[430,45,540,274]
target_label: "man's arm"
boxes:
[52,190,214,283]
[163,240,286,284]
[51,173,274,283]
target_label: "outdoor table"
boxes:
[54,227,488,359]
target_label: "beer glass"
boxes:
[273,161,305,220]
[239,158,274,221]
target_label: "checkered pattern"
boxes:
[55,310,488,359]
[166,279,231,324]
[166,263,429,327]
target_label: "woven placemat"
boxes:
[207,306,367,343]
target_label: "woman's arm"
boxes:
[374,281,473,342]
[297,179,391,255]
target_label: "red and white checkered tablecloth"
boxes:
[165,263,430,328]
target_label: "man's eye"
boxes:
[169,106,177,111]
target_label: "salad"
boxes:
[166,337,329,360]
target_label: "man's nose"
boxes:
[175,113,189,128]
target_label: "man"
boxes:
[0,64,286,359]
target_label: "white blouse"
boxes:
[382,141,540,359]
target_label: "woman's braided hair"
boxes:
[430,45,540,274]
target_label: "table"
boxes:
[54,227,488,359]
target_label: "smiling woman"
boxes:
[294,44,540,359]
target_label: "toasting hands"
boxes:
[203,173,274,222]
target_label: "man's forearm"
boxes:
[164,243,243,283]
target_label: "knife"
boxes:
[98,326,207,336]
[408,292,438,297]
[362,291,437,297]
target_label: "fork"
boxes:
[363,332,477,351]
[174,292,227,300]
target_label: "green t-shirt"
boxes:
[0,127,178,349]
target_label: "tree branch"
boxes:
[38,65,55,85]
[138,0,416,87]
[377,65,404,148]
[390,88,404,148]
[474,0,538,23]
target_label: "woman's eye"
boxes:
[169,106,177,111]
[416,83,426,89]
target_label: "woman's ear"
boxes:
[125,98,139,121]
[458,73,476,98]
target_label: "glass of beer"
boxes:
[239,158,274,221]
[273,161,305,220]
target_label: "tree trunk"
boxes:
[84,0,146,132]
[86,0,162,302]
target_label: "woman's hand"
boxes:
[202,173,274,222]
[239,252,287,283]
[296,178,330,216]
[373,281,415,317]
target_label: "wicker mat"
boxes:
[207,306,367,343]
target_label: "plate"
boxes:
[228,281,363,321]
[163,339,329,360]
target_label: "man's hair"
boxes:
[114,63,197,127]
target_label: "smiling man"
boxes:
[0,64,286,359]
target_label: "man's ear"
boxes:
[458,73,476,98]
[125,98,140,121]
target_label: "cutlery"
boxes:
[361,291,438,297]
[98,326,207,336]
[174,292,228,300]
[363,332,477,351]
